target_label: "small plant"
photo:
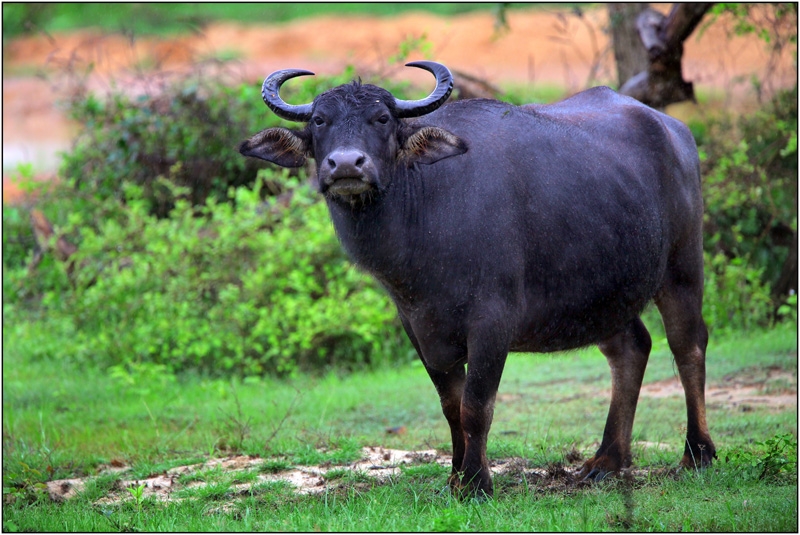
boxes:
[725,432,798,481]
[260,459,293,474]
[216,384,252,453]
[1,461,49,505]
[127,482,146,512]
[389,32,434,64]
[776,292,798,322]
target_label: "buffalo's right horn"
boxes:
[262,69,315,122]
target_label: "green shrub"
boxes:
[3,66,426,377]
[58,64,417,219]
[10,174,413,376]
[60,77,272,217]
[697,86,797,329]
[702,252,773,333]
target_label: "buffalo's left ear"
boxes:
[239,127,309,168]
[399,126,468,165]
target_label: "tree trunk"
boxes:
[617,2,715,109]
[608,3,650,88]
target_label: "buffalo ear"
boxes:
[399,126,467,165]
[239,127,309,168]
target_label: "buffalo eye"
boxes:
[375,114,390,125]
[313,116,325,127]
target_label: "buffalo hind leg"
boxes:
[424,364,467,488]
[581,316,651,481]
[655,280,716,468]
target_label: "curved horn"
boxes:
[394,61,454,119]
[261,69,315,122]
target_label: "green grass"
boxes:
[2,322,797,531]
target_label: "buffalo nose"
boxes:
[326,149,367,179]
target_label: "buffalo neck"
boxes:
[323,163,431,297]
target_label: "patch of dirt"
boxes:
[3,6,796,203]
[48,447,453,505]
[46,445,678,505]
[639,367,797,412]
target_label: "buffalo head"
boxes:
[239,61,467,201]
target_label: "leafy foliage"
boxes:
[4,174,411,376]
[693,86,797,329]
[725,432,798,482]
[60,77,273,217]
[4,67,422,377]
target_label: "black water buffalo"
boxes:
[240,61,716,498]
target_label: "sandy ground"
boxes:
[2,5,796,202]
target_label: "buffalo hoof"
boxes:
[578,454,624,482]
[580,466,613,482]
[447,473,493,501]
[455,485,492,502]
[679,448,716,470]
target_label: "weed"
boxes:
[2,460,49,505]
[725,432,798,481]
[401,462,450,481]
[78,473,123,503]
[259,459,293,474]
[289,438,363,467]
[127,482,146,512]
[177,465,223,486]
[322,468,350,481]
[216,383,252,453]
[195,481,233,501]
[229,470,260,486]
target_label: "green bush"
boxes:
[3,67,426,377]
[702,252,773,332]
[60,77,271,217]
[4,174,412,376]
[695,86,798,329]
[58,65,415,219]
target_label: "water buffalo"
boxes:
[240,61,716,498]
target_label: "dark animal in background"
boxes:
[240,61,716,498]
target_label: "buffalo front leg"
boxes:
[456,328,509,499]
[581,316,651,481]
[424,364,467,488]
[656,280,716,468]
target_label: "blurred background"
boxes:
[2,3,797,376]
[3,3,796,180]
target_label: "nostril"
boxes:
[327,158,336,169]
[355,155,366,167]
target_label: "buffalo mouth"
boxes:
[326,177,374,196]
